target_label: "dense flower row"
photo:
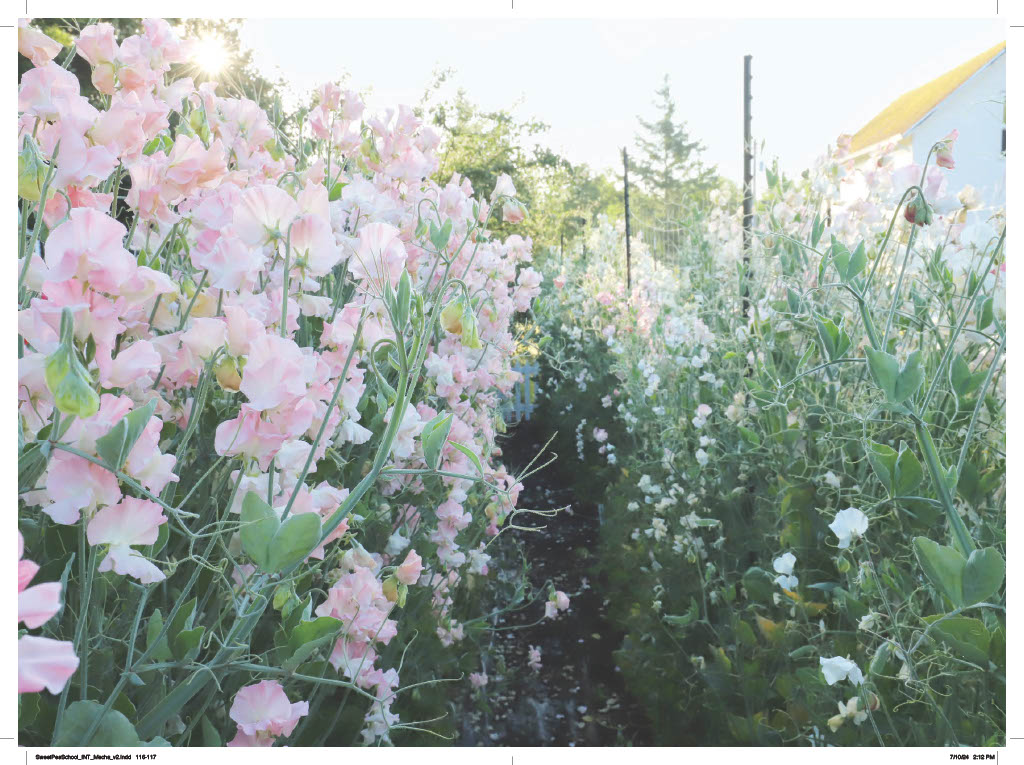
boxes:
[18,19,542,746]
[534,131,1006,745]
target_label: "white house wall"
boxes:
[910,54,1006,210]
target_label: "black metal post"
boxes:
[623,148,632,292]
[742,54,753,318]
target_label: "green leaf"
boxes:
[893,441,923,496]
[913,537,965,607]
[949,354,987,401]
[962,547,1005,605]
[419,412,453,471]
[738,426,760,446]
[266,513,322,574]
[448,440,485,477]
[19,441,50,494]
[846,241,867,282]
[95,399,158,471]
[976,295,993,331]
[664,597,700,628]
[922,615,990,665]
[284,616,343,672]
[866,348,924,404]
[55,701,147,746]
[240,492,279,571]
[817,316,851,361]
[894,351,925,402]
[810,214,824,249]
[167,597,197,650]
[742,567,774,603]
[201,717,222,747]
[866,440,898,495]
[173,626,205,662]
[145,609,173,663]
[239,493,324,573]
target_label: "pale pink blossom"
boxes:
[396,549,423,585]
[18,20,64,68]
[228,680,309,747]
[87,497,168,584]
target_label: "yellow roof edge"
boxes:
[849,40,1006,153]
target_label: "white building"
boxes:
[846,41,1005,209]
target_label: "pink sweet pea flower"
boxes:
[18,61,79,120]
[239,334,310,411]
[396,549,423,585]
[43,209,137,294]
[17,531,79,695]
[528,645,542,672]
[350,222,408,295]
[491,173,516,200]
[469,672,488,689]
[18,532,62,629]
[214,405,288,471]
[502,199,526,224]
[935,129,958,170]
[233,184,300,248]
[18,20,64,68]
[290,214,341,277]
[18,636,79,695]
[228,680,309,747]
[99,340,162,389]
[86,497,168,584]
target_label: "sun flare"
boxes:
[193,35,229,75]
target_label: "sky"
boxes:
[240,18,1005,183]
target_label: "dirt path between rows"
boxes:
[457,418,653,746]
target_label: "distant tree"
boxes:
[632,74,718,217]
[420,70,618,252]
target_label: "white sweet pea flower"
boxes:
[827,697,869,732]
[820,655,865,687]
[829,507,869,549]
[384,531,410,557]
[772,552,799,590]
[823,470,841,489]
[858,612,878,632]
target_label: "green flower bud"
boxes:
[44,311,99,419]
[18,137,52,203]
[214,355,242,392]
[396,269,412,328]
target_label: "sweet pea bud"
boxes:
[460,301,482,350]
[395,269,412,328]
[903,194,932,227]
[214,355,242,392]
[502,199,526,224]
[264,138,284,162]
[382,575,400,603]
[44,309,100,419]
[440,298,465,335]
[188,109,212,144]
[361,136,381,165]
[18,136,52,203]
[836,555,851,574]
